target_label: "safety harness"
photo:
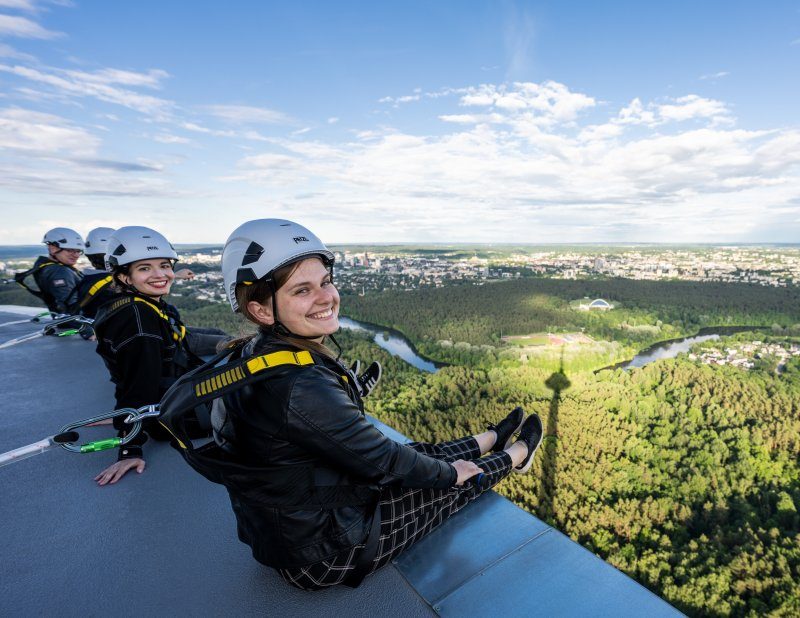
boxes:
[75,274,114,310]
[13,258,57,303]
[97,294,188,343]
[158,342,381,586]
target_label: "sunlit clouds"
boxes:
[0,1,798,244]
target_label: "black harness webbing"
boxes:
[13,260,57,301]
[98,295,188,343]
[77,275,113,309]
[343,502,382,588]
[158,344,315,451]
[158,342,383,582]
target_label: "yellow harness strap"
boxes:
[133,296,186,342]
[79,275,113,308]
[193,350,314,398]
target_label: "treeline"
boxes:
[342,278,800,360]
[337,333,799,617]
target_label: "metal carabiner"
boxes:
[57,407,144,454]
[123,404,161,426]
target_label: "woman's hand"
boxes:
[451,459,482,486]
[94,458,146,486]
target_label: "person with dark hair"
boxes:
[73,226,197,319]
[92,226,228,485]
[173,218,544,589]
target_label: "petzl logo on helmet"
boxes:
[146,245,159,251]
[293,236,309,243]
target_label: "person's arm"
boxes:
[285,368,457,490]
[38,265,81,313]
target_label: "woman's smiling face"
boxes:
[269,257,340,339]
[122,258,175,298]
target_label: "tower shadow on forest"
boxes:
[537,348,571,524]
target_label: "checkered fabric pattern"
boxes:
[278,435,514,590]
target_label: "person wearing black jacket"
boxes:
[93,226,227,485]
[68,227,117,320]
[18,227,86,314]
[209,219,544,589]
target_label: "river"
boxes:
[599,326,766,371]
[340,317,764,374]
[339,316,440,373]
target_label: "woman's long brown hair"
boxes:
[229,259,336,359]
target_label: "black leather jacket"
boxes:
[219,330,456,568]
[94,294,198,459]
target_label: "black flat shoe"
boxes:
[357,361,382,397]
[488,406,525,453]
[513,414,543,474]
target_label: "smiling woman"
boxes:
[91,226,228,486]
[159,218,544,591]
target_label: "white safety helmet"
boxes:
[42,227,85,252]
[105,226,178,270]
[222,219,334,312]
[84,227,116,256]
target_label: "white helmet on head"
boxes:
[84,227,116,256]
[105,226,178,270]
[42,227,85,251]
[222,218,334,312]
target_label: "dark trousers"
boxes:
[277,436,513,590]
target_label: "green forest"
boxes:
[343,278,800,369]
[164,277,799,616]
[2,276,798,616]
[337,329,800,618]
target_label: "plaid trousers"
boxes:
[278,436,513,590]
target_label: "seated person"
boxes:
[163,218,544,589]
[72,227,199,320]
[68,227,117,319]
[92,226,227,485]
[15,228,85,315]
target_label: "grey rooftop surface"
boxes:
[0,307,682,617]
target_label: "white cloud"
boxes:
[327,117,339,124]
[74,67,169,89]
[0,107,98,154]
[699,71,730,80]
[0,106,178,200]
[657,94,731,124]
[0,0,40,11]
[202,104,291,125]
[180,120,270,141]
[219,80,800,242]
[154,133,191,144]
[616,98,655,125]
[0,63,173,116]
[504,5,535,78]
[0,42,35,61]
[0,13,61,38]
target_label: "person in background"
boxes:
[14,227,85,315]
[69,227,117,319]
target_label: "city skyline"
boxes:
[0,1,798,244]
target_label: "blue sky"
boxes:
[0,1,798,244]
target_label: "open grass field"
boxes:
[502,332,595,347]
